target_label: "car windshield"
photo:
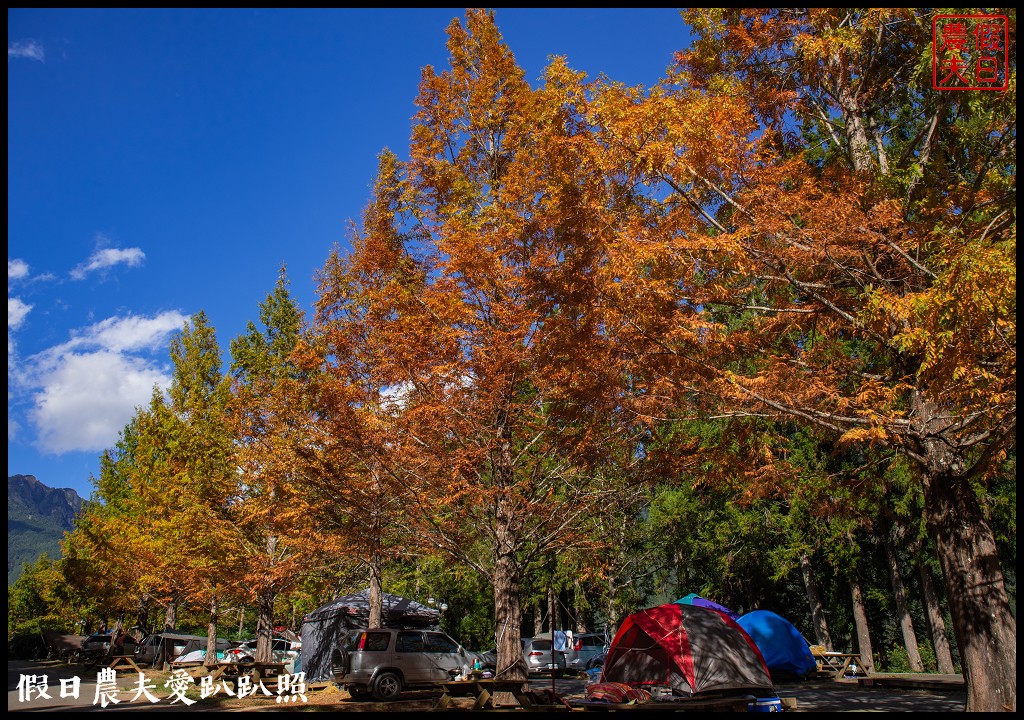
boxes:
[531,639,553,651]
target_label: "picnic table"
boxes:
[169,659,208,678]
[434,678,571,711]
[813,651,867,679]
[106,655,144,673]
[208,661,290,691]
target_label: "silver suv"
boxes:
[522,637,566,677]
[332,628,474,701]
[563,632,608,671]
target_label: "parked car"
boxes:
[331,628,476,701]
[563,632,608,672]
[134,632,215,666]
[522,637,566,678]
[171,637,232,665]
[222,636,299,673]
[81,632,138,660]
[470,639,567,677]
[135,634,161,665]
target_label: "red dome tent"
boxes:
[600,603,774,698]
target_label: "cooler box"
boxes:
[748,697,783,712]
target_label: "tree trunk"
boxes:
[800,551,833,650]
[106,614,125,659]
[238,606,245,640]
[533,599,543,636]
[255,591,275,664]
[205,589,219,667]
[918,560,956,674]
[923,471,1016,710]
[494,552,526,683]
[673,546,687,601]
[849,575,875,673]
[884,524,924,671]
[163,601,177,632]
[606,573,619,634]
[574,579,588,634]
[915,391,1016,711]
[548,585,559,633]
[492,412,527,696]
[157,598,179,670]
[136,593,150,634]
[368,562,383,629]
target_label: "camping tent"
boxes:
[737,610,817,679]
[299,589,440,683]
[601,602,774,698]
[674,592,740,620]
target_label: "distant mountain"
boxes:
[7,474,86,586]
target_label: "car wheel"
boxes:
[553,670,564,679]
[372,671,402,701]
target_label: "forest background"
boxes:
[7,9,1015,712]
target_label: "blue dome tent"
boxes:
[736,610,817,679]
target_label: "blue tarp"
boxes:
[736,610,817,679]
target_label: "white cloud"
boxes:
[8,40,45,62]
[70,247,146,280]
[8,297,32,330]
[29,350,170,454]
[16,310,188,454]
[8,297,33,356]
[9,259,30,281]
[60,312,188,354]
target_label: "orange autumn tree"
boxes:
[64,407,167,634]
[228,268,316,663]
[298,244,420,629]
[72,314,242,662]
[309,10,639,681]
[158,312,241,664]
[577,9,1013,711]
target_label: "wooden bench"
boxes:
[107,655,144,673]
[168,659,210,678]
[435,679,548,711]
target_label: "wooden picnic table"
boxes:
[106,655,144,673]
[814,651,866,679]
[208,661,290,692]
[434,678,566,711]
[168,659,208,678]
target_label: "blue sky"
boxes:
[8,8,692,500]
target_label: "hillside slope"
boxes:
[8,474,85,585]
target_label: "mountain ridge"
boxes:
[7,474,86,586]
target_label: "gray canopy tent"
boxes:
[300,589,440,683]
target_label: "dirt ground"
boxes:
[9,660,967,712]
